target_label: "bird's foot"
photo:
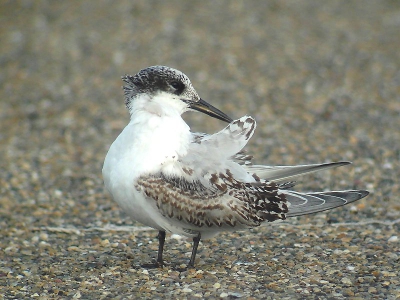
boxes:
[141,260,165,269]
[172,262,196,272]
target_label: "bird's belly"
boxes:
[107,175,164,230]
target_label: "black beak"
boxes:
[188,98,233,123]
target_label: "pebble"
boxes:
[67,246,81,252]
[220,292,229,298]
[1,2,399,300]
[341,277,353,286]
[213,282,221,289]
[347,265,355,271]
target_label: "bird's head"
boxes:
[122,66,233,123]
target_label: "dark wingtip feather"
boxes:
[358,190,370,198]
[285,189,369,217]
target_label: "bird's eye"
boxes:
[170,81,181,89]
[169,81,185,95]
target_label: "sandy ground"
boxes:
[1,1,399,299]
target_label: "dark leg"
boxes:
[156,230,166,266]
[188,233,201,268]
[142,230,166,268]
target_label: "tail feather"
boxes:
[284,190,369,217]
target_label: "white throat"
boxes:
[128,92,188,120]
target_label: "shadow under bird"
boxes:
[102,65,369,268]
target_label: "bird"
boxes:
[102,65,369,268]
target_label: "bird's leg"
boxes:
[142,230,166,268]
[156,230,166,266]
[188,232,201,268]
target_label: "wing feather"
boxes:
[141,115,368,233]
[284,190,369,217]
[135,171,288,231]
[244,162,351,182]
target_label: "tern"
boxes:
[102,65,368,268]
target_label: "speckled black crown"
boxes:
[121,66,190,109]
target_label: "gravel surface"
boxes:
[1,1,399,299]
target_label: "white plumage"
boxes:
[102,66,368,268]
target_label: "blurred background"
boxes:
[1,1,399,298]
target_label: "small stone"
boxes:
[341,277,352,286]
[101,239,110,246]
[349,205,358,212]
[4,245,19,253]
[220,292,229,298]
[386,252,398,260]
[388,236,398,243]
[213,282,221,289]
[67,246,81,252]
[38,241,50,248]
[229,292,243,298]
[372,270,380,277]
[320,280,329,284]
[347,265,355,271]
[343,289,354,297]
[40,232,49,240]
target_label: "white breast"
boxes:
[102,111,191,229]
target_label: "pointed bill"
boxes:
[189,98,233,123]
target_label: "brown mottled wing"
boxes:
[135,171,288,230]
